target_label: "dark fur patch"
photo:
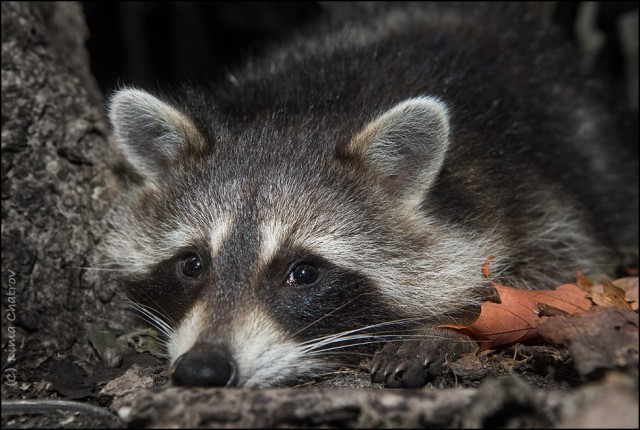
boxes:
[125,243,212,326]
[256,250,410,362]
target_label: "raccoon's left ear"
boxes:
[340,96,451,209]
[108,88,205,184]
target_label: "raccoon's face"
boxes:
[105,88,491,387]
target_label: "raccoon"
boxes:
[104,3,638,388]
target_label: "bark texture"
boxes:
[1,1,131,383]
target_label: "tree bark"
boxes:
[1,1,131,383]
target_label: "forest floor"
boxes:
[2,285,638,428]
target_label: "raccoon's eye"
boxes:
[182,256,203,277]
[287,263,319,286]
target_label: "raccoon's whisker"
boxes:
[131,321,172,347]
[131,317,173,345]
[305,331,413,350]
[303,319,474,354]
[128,307,173,339]
[129,289,178,328]
[305,334,387,351]
[299,317,428,347]
[63,265,135,304]
[308,339,394,354]
[133,307,174,337]
[126,300,175,337]
[300,319,421,351]
[291,292,372,338]
[307,331,478,356]
[306,336,404,355]
[314,351,376,360]
[63,265,129,273]
[299,325,382,347]
[129,327,172,353]
[128,303,172,332]
[125,298,166,324]
[148,336,172,352]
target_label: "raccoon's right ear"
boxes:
[340,96,451,210]
[108,88,204,183]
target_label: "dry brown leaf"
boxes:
[444,257,638,351]
[613,276,639,292]
[586,277,639,310]
[613,277,639,311]
[440,283,592,351]
[589,279,631,309]
[538,306,639,377]
[626,288,638,311]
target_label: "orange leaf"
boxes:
[575,271,594,291]
[482,256,495,279]
[440,283,592,351]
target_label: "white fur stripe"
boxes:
[231,306,328,387]
[258,220,289,266]
[167,301,207,364]
[210,215,234,257]
[107,214,234,277]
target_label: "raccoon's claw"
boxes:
[370,354,430,388]
[370,344,431,388]
[369,329,477,388]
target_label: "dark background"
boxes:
[82,1,325,95]
[82,1,638,111]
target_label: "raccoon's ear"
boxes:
[108,88,204,183]
[342,96,450,209]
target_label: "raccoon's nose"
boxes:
[171,344,238,387]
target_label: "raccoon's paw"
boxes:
[369,328,477,388]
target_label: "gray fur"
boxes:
[104,3,638,387]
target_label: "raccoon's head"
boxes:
[105,88,493,387]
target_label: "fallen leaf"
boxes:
[440,283,592,351]
[482,256,495,279]
[538,306,639,377]
[443,259,637,351]
[575,271,594,291]
[589,279,631,309]
[613,277,639,311]
[626,288,638,311]
[613,276,639,293]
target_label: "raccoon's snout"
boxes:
[171,343,238,387]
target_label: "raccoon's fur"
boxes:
[104,3,638,388]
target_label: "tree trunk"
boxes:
[1,1,132,388]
